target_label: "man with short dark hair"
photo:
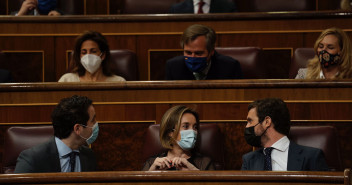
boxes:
[15,95,97,173]
[165,24,242,80]
[242,98,329,171]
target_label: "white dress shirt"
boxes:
[193,0,211,13]
[264,136,290,171]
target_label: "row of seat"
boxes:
[5,0,341,15]
[2,124,342,173]
[103,47,314,80]
[0,47,313,81]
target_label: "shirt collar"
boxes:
[269,136,290,152]
[193,0,211,6]
[55,137,79,158]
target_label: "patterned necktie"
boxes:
[198,0,205,14]
[194,72,206,80]
[264,147,274,171]
[69,151,79,172]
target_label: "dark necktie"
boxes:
[198,0,205,14]
[69,151,79,172]
[264,147,274,171]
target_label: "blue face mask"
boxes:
[80,122,99,145]
[184,56,208,72]
[37,0,57,15]
[177,130,197,151]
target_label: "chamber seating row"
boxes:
[2,124,342,173]
[0,47,314,82]
[2,0,341,15]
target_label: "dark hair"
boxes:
[248,98,291,136]
[160,105,200,150]
[180,24,216,53]
[51,95,93,139]
[71,31,113,76]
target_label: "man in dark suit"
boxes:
[15,95,98,173]
[169,0,237,14]
[165,24,242,80]
[242,98,329,171]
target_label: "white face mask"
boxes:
[80,54,102,74]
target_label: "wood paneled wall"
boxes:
[0,12,351,81]
[0,81,351,171]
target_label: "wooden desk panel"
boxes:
[0,170,349,185]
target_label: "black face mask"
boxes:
[319,50,340,68]
[244,122,268,147]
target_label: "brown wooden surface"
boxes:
[0,11,351,81]
[0,80,351,171]
[0,170,348,185]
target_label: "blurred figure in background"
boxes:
[16,0,62,16]
[169,0,237,14]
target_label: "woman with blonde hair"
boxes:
[142,105,215,171]
[296,27,352,79]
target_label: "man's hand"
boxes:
[17,0,38,16]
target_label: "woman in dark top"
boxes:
[142,105,215,171]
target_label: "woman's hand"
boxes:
[171,157,199,171]
[148,157,172,171]
[18,0,37,16]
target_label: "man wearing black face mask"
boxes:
[165,24,242,80]
[242,98,329,171]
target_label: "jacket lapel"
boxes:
[185,0,195,13]
[287,142,304,171]
[48,138,62,172]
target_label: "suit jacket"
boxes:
[0,69,14,83]
[241,142,330,171]
[165,51,243,80]
[169,0,237,13]
[14,137,96,173]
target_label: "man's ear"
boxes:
[264,116,272,128]
[73,124,81,135]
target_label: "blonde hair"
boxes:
[341,0,352,10]
[159,105,199,150]
[306,28,352,79]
